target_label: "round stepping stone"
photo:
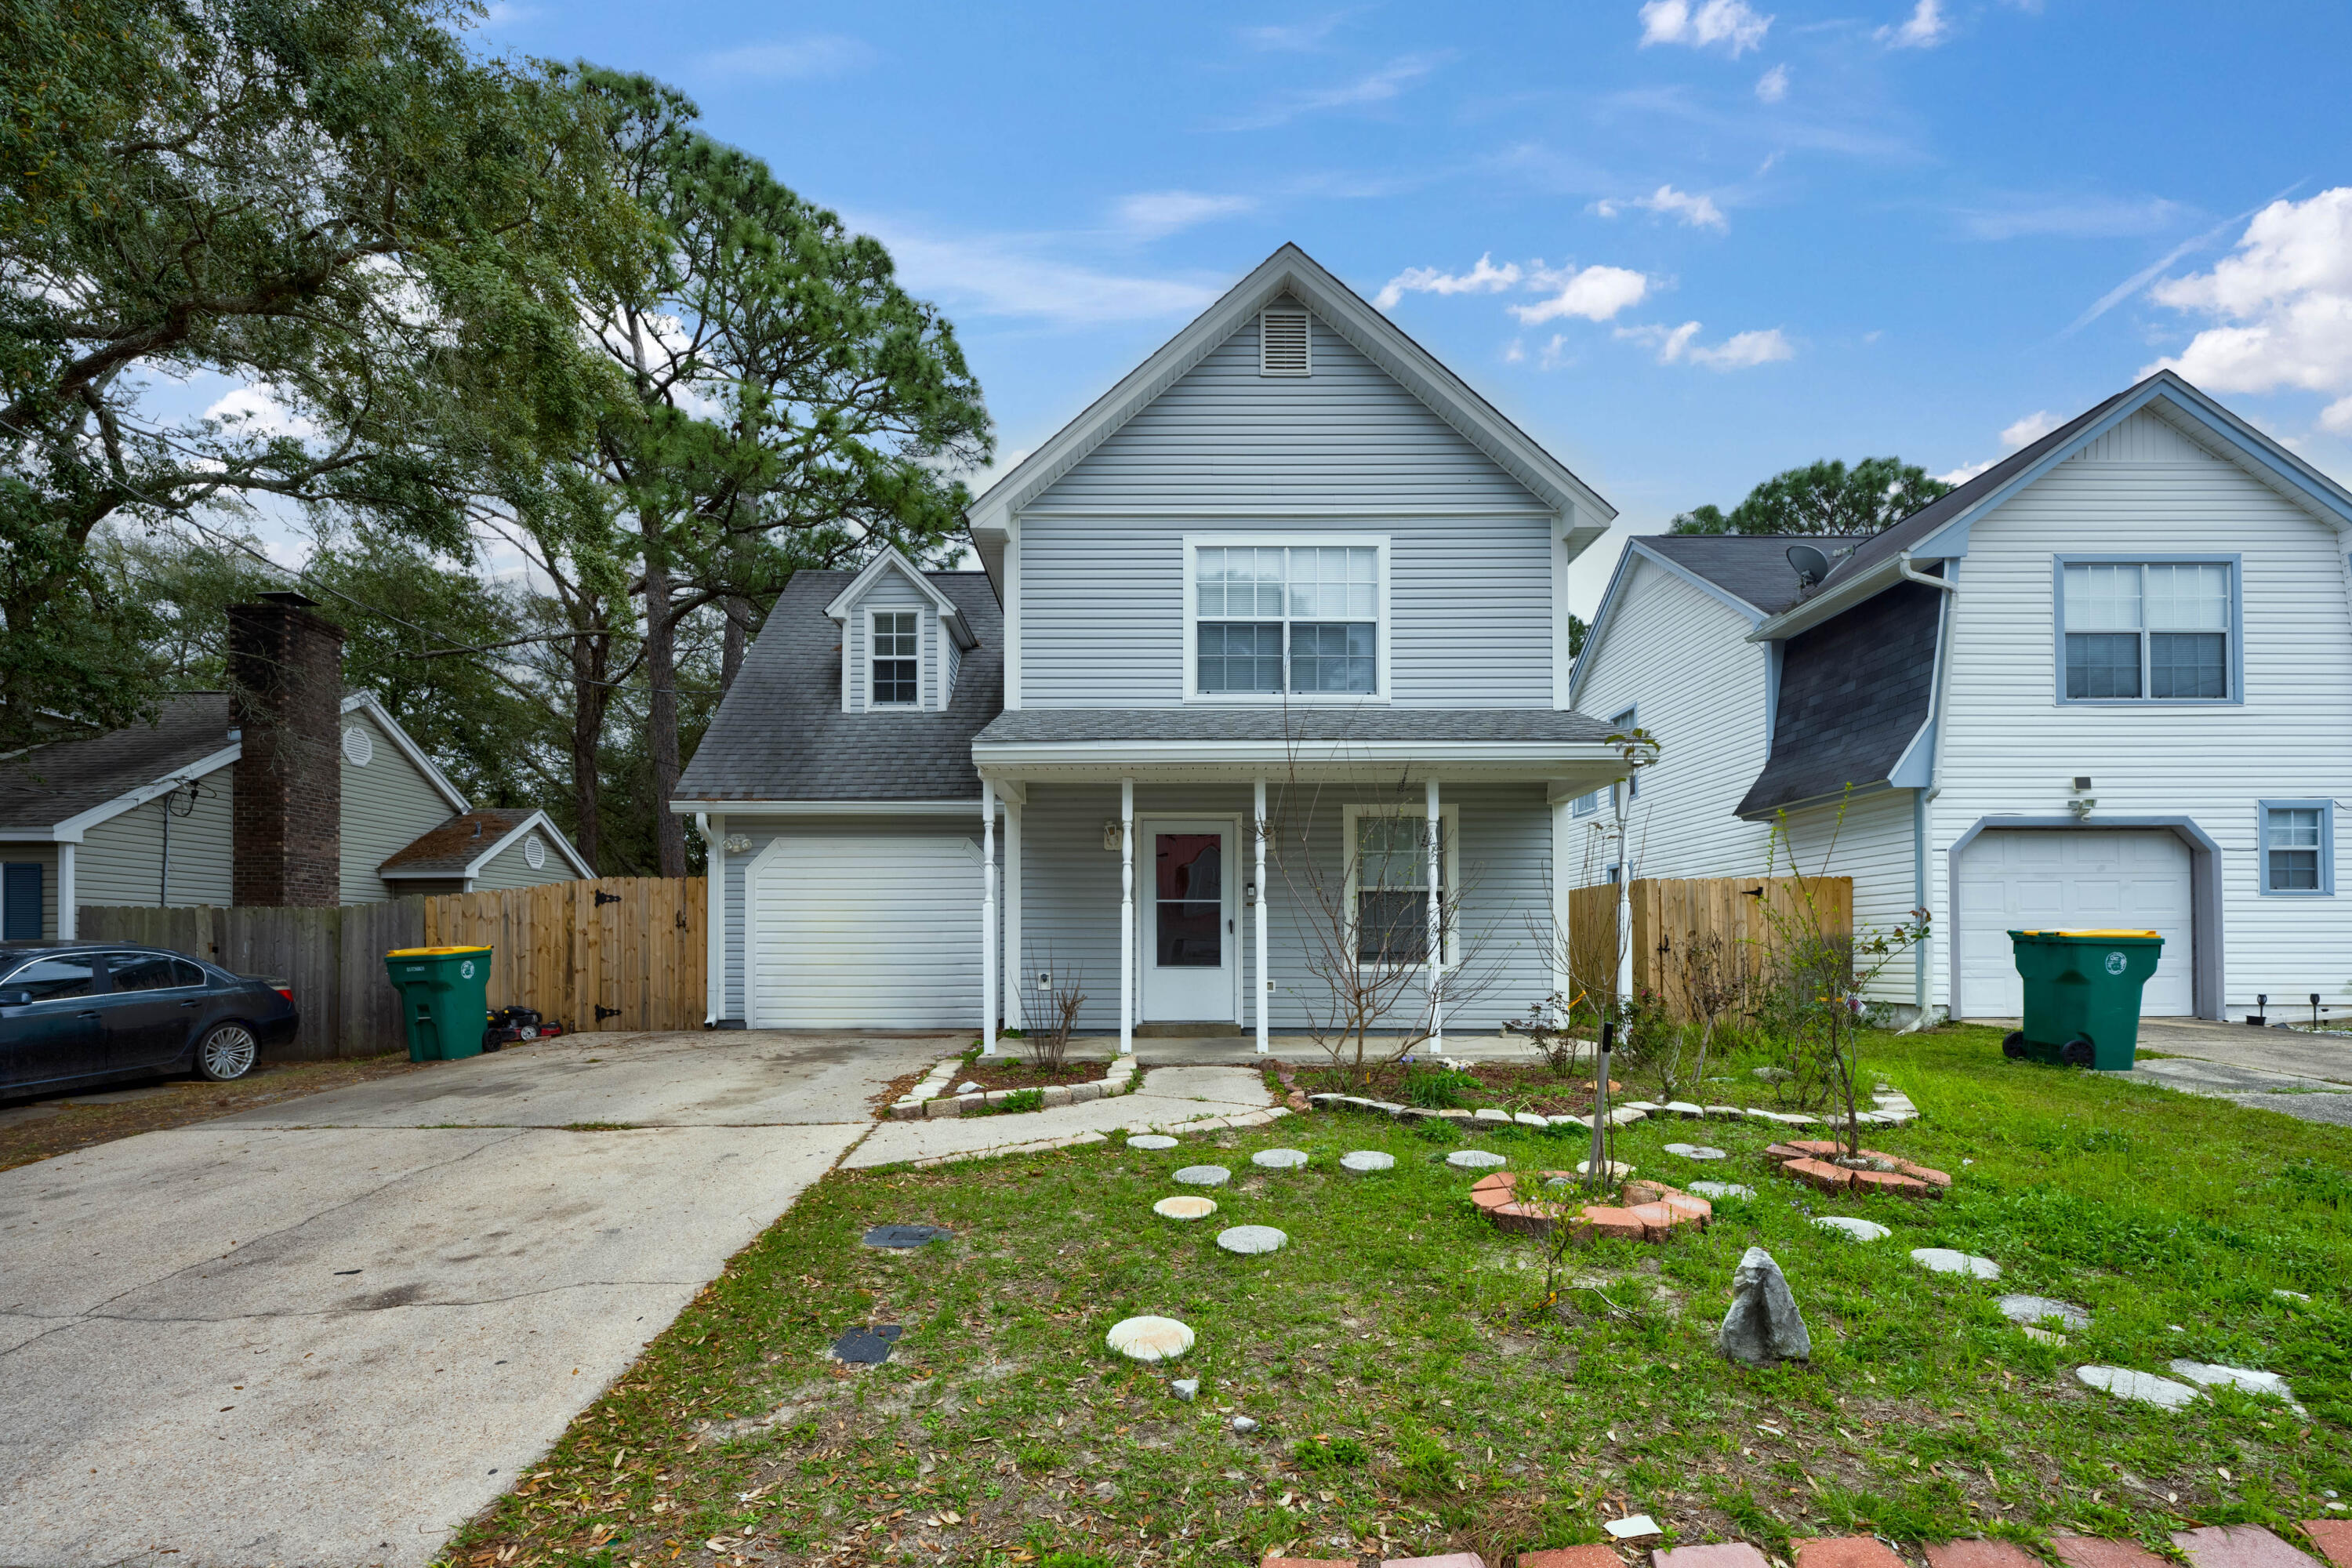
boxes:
[1576,1159,1634,1179]
[1998,1294,2090,1331]
[1152,1196,1218,1221]
[1814,1216,1890,1242]
[1662,1142,1727,1160]
[1686,1180,1755,1200]
[1446,1149,1508,1170]
[1216,1225,1288,1255]
[1172,1164,1231,1186]
[1251,1148,1309,1170]
[2076,1364,2198,1410]
[1105,1316,1195,1363]
[1911,1247,2000,1279]
[1128,1134,1179,1151]
[1340,1150,1395,1173]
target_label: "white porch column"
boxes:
[1614,782,1634,1006]
[1119,778,1135,1055]
[702,813,725,1025]
[1425,777,1443,1050]
[981,779,997,1056]
[1549,795,1573,1005]
[57,842,76,941]
[1254,776,1269,1055]
[1003,798,1024,1032]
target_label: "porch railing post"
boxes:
[1254,776,1269,1055]
[1120,777,1134,1055]
[981,778,996,1056]
[1426,776,1443,1051]
[1003,796,1023,1033]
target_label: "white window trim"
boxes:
[1341,802,1460,970]
[1181,533,1392,704]
[868,608,923,710]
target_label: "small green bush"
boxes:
[992,1088,1045,1115]
[1403,1066,1483,1108]
[1292,1436,1370,1471]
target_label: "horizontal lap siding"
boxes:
[1016,782,1554,1035]
[76,762,235,908]
[1022,302,1555,709]
[470,834,563,892]
[1571,557,1777,884]
[1780,789,1920,1007]
[339,711,460,904]
[1930,408,2352,1013]
[846,574,937,713]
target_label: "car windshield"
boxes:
[3,956,98,1000]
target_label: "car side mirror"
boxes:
[0,989,31,1007]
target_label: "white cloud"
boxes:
[1955,194,2189,241]
[1114,191,1256,240]
[1597,183,1729,231]
[1936,458,1998,485]
[1219,53,1448,130]
[1876,0,1949,48]
[1755,64,1790,102]
[2143,188,2352,412]
[204,383,319,442]
[1638,0,1772,56]
[851,218,1221,326]
[1513,265,1652,325]
[699,35,875,79]
[2001,409,2060,448]
[1615,320,1795,369]
[1374,253,1524,310]
[1240,16,1343,49]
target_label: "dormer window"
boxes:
[1259,310,1310,376]
[870,612,919,706]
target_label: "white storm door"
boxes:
[1140,819,1236,1022]
[1956,829,2194,1018]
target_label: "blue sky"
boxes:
[474,0,2352,614]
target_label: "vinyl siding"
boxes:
[1780,788,1922,1007]
[339,711,463,905]
[1013,782,1555,1036]
[1019,298,1558,709]
[75,761,235,908]
[1569,554,1777,884]
[470,830,570,891]
[2,844,59,938]
[1929,405,2352,1015]
[844,575,938,714]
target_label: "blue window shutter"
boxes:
[2,862,42,940]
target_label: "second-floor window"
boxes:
[1192,543,1382,697]
[2060,561,2234,702]
[870,611,919,706]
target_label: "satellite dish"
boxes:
[1786,543,1831,588]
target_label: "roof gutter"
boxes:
[1746,550,1952,643]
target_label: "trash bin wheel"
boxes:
[2001,1030,2027,1059]
[2060,1036,2095,1068]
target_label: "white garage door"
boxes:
[1956,829,2193,1018]
[747,835,984,1028]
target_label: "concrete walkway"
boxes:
[848,1064,1282,1168]
[0,1029,949,1568]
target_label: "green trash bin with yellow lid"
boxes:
[383,945,494,1062]
[2002,929,2163,1071]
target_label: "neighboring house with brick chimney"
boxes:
[0,592,590,939]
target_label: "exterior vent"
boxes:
[1259,310,1310,376]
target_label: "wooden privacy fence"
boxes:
[1566,875,1853,1020]
[78,877,704,1060]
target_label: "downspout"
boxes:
[1900,555,1958,1033]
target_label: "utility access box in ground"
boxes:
[2003,930,2163,1071]
[384,946,494,1062]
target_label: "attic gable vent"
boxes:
[1258,309,1310,376]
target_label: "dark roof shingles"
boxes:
[378,808,539,875]
[1637,534,1867,617]
[1735,580,1942,818]
[0,695,235,832]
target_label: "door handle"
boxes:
[180,999,200,1008]
[77,1010,101,1019]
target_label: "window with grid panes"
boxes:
[1355,813,1439,964]
[2062,562,2231,700]
[870,611,919,706]
[1193,545,1377,695]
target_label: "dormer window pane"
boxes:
[871,612,919,706]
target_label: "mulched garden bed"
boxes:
[1291,1058,1621,1116]
[942,1056,1107,1094]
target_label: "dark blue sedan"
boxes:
[0,942,299,1095]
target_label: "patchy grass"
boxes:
[439,1024,2350,1568]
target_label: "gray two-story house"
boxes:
[673,245,1630,1047]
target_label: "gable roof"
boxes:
[824,546,979,650]
[0,695,240,839]
[966,244,1615,557]
[378,807,593,880]
[339,692,470,813]
[673,568,1004,805]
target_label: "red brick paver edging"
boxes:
[1765,1139,1950,1196]
[1468,1171,1711,1243]
[2301,1521,2352,1568]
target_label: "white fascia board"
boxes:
[45,743,242,841]
[822,546,975,648]
[465,809,594,880]
[971,739,1626,784]
[340,693,470,813]
[966,243,1616,536]
[1747,554,1910,643]
[665,797,986,816]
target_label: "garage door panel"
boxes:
[1958,829,2193,1018]
[749,836,985,1029]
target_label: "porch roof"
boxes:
[972,706,1626,787]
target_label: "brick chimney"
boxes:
[228,591,346,906]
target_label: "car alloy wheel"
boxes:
[198,1024,258,1082]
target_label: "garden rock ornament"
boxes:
[1718,1246,1812,1367]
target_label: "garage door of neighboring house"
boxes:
[1956,829,2194,1018]
[747,835,984,1029]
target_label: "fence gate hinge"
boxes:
[594,891,622,906]
[595,1004,621,1021]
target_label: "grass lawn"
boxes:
[440,1023,2350,1568]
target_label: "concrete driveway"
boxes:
[0,1029,950,1568]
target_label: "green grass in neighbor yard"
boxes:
[440,1024,2351,1568]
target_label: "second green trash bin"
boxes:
[384,945,495,1062]
[2002,929,2163,1071]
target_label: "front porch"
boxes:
[967,709,1628,1057]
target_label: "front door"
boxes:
[1142,820,1235,1023]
